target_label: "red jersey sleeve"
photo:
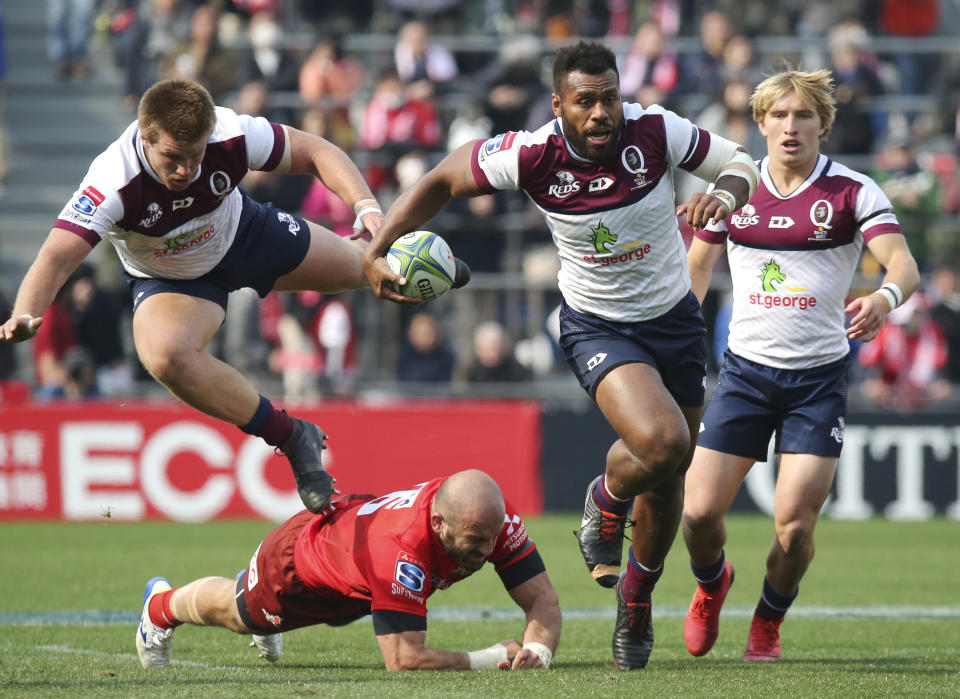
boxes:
[490,500,545,589]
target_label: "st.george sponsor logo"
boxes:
[748,292,817,310]
[583,243,652,266]
[154,225,215,257]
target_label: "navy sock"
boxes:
[691,551,726,592]
[755,576,797,622]
[239,395,294,447]
[593,474,631,516]
[621,548,663,602]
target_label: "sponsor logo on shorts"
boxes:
[262,608,283,627]
[831,417,845,444]
[277,211,300,235]
[586,352,607,371]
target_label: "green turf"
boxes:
[1,515,958,697]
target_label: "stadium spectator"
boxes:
[135,469,561,671]
[929,261,960,384]
[237,11,302,95]
[118,0,193,112]
[30,280,77,398]
[475,35,547,140]
[677,10,732,103]
[46,0,95,80]
[393,20,457,93]
[157,3,238,102]
[363,41,760,671]
[298,36,364,107]
[460,321,531,384]
[872,135,942,270]
[0,0,7,193]
[857,290,948,408]
[681,69,920,663]
[37,345,100,401]
[66,263,132,397]
[0,78,394,515]
[878,0,939,96]
[618,21,678,103]
[396,311,456,383]
[717,35,762,89]
[824,20,886,156]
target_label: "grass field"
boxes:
[1,514,958,697]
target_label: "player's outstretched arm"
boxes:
[501,571,561,670]
[375,628,519,671]
[282,126,383,238]
[363,140,483,303]
[1,228,93,343]
[846,233,920,342]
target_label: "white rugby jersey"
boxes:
[472,103,716,322]
[698,154,903,369]
[54,107,287,279]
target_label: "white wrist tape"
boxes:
[711,189,737,213]
[18,314,39,337]
[879,282,904,309]
[522,641,552,668]
[352,198,379,214]
[467,643,509,670]
[352,206,382,234]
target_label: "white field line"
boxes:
[6,605,960,626]
[38,644,225,668]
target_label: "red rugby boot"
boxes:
[683,560,735,656]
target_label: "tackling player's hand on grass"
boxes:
[0,314,43,343]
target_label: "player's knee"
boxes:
[775,518,814,556]
[138,344,192,386]
[682,507,721,537]
[623,425,690,480]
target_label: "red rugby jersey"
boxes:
[293,477,539,619]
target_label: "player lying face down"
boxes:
[135,469,561,671]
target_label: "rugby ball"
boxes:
[386,230,457,300]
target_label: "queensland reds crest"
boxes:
[809,199,834,241]
[209,170,232,197]
[621,145,650,191]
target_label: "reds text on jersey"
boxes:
[698,154,903,369]
[55,107,286,279]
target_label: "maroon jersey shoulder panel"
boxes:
[116,135,249,235]
[727,163,866,249]
[516,115,671,214]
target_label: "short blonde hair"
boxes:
[750,69,837,142]
[138,79,216,145]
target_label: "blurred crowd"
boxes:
[2,0,960,409]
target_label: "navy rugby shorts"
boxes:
[697,350,852,461]
[126,192,310,312]
[558,291,707,407]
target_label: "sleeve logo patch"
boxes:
[73,194,98,216]
[395,552,426,593]
[83,187,105,205]
[484,131,517,155]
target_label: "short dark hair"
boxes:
[552,41,618,93]
[138,79,216,145]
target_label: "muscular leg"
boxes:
[134,293,261,425]
[765,453,837,595]
[682,447,756,568]
[274,221,367,292]
[168,577,254,634]
[595,363,699,569]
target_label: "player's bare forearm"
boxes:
[510,572,561,655]
[376,630,474,671]
[286,127,377,210]
[687,238,724,305]
[2,229,92,342]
